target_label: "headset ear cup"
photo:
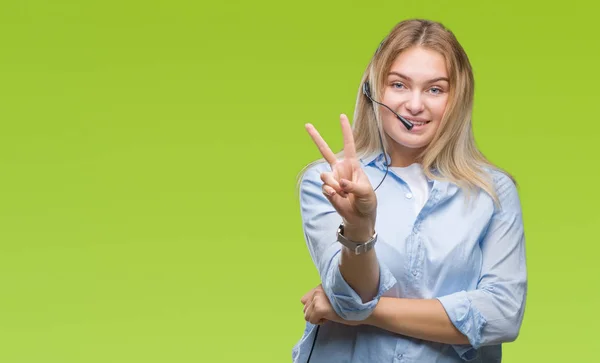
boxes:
[363,82,371,98]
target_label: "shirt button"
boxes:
[405,192,413,199]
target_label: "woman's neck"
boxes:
[386,142,425,167]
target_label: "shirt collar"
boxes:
[360,150,460,202]
[359,151,390,170]
[360,150,444,185]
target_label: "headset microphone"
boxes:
[362,82,414,130]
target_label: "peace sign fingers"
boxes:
[305,123,338,167]
[304,113,377,223]
[305,114,357,166]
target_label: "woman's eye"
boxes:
[429,87,443,94]
[392,82,405,89]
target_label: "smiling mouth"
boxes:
[401,116,430,126]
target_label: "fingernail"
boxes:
[340,180,348,187]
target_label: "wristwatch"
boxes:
[336,223,378,255]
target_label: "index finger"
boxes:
[300,288,316,305]
[305,123,338,166]
[340,114,356,160]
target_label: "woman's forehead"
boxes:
[388,47,448,80]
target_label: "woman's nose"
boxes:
[405,92,425,114]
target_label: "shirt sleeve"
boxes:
[298,163,397,321]
[436,171,528,360]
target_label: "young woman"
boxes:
[293,19,527,363]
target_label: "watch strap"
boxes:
[336,223,377,255]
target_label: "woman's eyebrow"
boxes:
[388,71,449,83]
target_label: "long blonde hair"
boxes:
[297,19,514,205]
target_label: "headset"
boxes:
[362,81,414,131]
[305,81,414,363]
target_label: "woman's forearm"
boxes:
[363,297,470,345]
[338,221,380,303]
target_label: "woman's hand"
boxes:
[305,114,377,239]
[301,284,361,326]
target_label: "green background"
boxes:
[0,0,598,361]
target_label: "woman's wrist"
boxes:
[342,218,376,243]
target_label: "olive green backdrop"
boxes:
[0,0,598,362]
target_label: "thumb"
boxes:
[339,178,372,197]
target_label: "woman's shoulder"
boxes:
[481,166,521,214]
[298,160,329,181]
[296,160,331,195]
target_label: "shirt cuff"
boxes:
[322,246,397,321]
[437,291,487,355]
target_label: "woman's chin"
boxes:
[390,133,434,150]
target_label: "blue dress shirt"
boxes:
[292,152,527,363]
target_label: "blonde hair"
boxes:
[297,19,514,205]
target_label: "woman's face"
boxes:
[381,46,450,159]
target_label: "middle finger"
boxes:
[340,114,357,160]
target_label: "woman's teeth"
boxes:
[412,121,429,126]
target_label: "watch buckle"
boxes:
[354,242,369,255]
